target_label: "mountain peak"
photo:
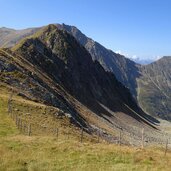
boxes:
[11,24,58,51]
[42,24,57,33]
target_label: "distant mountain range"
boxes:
[138,57,171,120]
[0,24,171,121]
[130,57,156,65]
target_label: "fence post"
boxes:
[10,111,12,119]
[119,128,122,146]
[80,127,84,143]
[8,101,12,115]
[8,91,13,115]
[44,106,47,114]
[141,128,144,149]
[11,112,13,120]
[15,114,18,126]
[10,103,12,116]
[7,101,10,115]
[17,118,20,129]
[24,123,26,134]
[20,119,22,132]
[67,129,69,140]
[97,130,100,143]
[12,112,15,121]
[55,128,58,139]
[28,123,31,136]
[164,139,168,156]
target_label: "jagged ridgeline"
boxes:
[0,25,158,141]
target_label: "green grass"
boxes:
[0,85,171,171]
[0,92,19,137]
[1,136,171,171]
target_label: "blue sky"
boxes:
[0,0,171,60]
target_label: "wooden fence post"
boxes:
[7,101,10,115]
[141,128,144,149]
[80,127,84,143]
[44,106,47,114]
[8,91,13,115]
[55,128,58,139]
[12,112,14,120]
[164,139,168,156]
[8,101,12,115]
[97,130,100,143]
[12,112,15,121]
[28,124,31,136]
[17,118,20,129]
[67,129,69,140]
[10,103,12,116]
[119,128,122,146]
[15,115,18,126]
[20,119,22,132]
[10,111,12,119]
[24,123,26,134]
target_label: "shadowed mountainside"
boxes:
[0,24,171,121]
[56,24,141,99]
[0,25,158,142]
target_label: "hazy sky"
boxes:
[0,0,171,60]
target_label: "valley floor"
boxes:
[0,86,171,171]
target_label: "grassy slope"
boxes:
[0,89,19,137]
[0,86,171,171]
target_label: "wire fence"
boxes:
[6,92,171,155]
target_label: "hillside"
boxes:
[0,85,171,171]
[0,27,40,48]
[0,24,141,98]
[0,24,161,145]
[1,24,171,121]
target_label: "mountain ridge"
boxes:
[0,25,159,143]
[0,23,171,120]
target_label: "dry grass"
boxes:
[0,85,171,171]
[1,135,171,171]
